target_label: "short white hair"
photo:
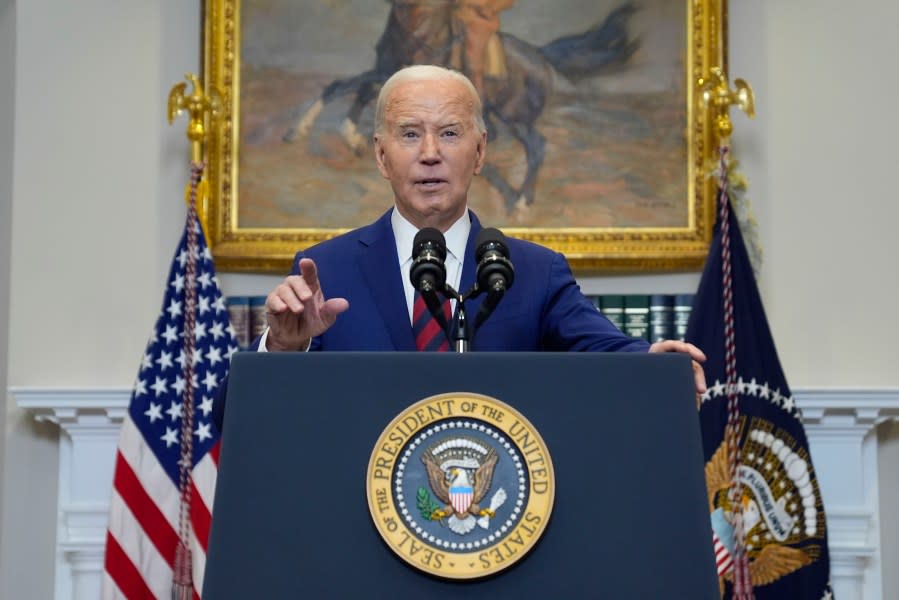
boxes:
[374,65,486,135]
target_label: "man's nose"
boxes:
[420,132,440,163]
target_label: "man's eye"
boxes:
[402,131,418,139]
[443,130,459,137]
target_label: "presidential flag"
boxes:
[103,164,237,599]
[686,152,833,599]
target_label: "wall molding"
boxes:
[12,386,899,600]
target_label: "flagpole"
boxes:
[700,66,756,599]
[166,73,222,600]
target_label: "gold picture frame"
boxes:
[203,0,726,273]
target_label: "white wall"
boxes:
[0,0,15,577]
[3,0,898,597]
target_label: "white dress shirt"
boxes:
[392,207,470,323]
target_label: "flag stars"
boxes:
[226,345,238,361]
[167,401,183,421]
[197,272,212,289]
[162,324,179,345]
[192,347,204,366]
[758,384,771,400]
[213,296,226,314]
[171,273,185,293]
[202,371,219,391]
[134,378,148,397]
[198,295,211,315]
[746,378,760,396]
[145,402,163,423]
[209,321,226,341]
[195,422,213,442]
[166,299,183,319]
[207,346,223,366]
[771,388,784,407]
[161,427,179,447]
[151,376,168,397]
[711,380,726,397]
[141,352,153,371]
[173,376,186,395]
[782,395,795,412]
[199,396,214,416]
[194,321,207,341]
[177,249,188,268]
[156,350,174,371]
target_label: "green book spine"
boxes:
[623,295,651,341]
[598,295,625,331]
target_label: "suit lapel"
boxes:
[357,210,417,351]
[460,211,483,314]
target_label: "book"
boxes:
[249,295,268,342]
[226,296,251,349]
[623,295,651,341]
[649,294,674,342]
[673,293,694,341]
[598,295,625,331]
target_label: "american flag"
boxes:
[102,203,237,598]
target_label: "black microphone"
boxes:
[410,228,447,293]
[473,228,514,330]
[475,228,514,294]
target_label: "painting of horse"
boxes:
[237,0,688,231]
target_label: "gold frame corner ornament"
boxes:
[203,0,727,273]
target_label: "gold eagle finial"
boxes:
[167,73,223,162]
[699,67,756,142]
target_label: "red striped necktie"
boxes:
[412,291,452,351]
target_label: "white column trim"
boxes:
[11,386,899,600]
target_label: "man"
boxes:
[452,0,515,98]
[260,65,706,391]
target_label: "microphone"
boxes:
[410,228,447,293]
[473,228,514,330]
[475,228,514,294]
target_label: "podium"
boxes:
[204,352,719,599]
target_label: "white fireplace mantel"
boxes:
[12,386,899,600]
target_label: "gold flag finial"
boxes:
[699,67,755,142]
[167,73,222,162]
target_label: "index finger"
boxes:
[298,258,321,294]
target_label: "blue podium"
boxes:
[204,352,718,599]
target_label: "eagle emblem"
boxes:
[420,436,507,535]
[706,423,825,596]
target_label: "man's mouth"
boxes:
[416,178,447,187]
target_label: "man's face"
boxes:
[374,78,487,232]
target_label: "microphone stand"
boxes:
[438,285,470,353]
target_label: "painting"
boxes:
[203,0,727,272]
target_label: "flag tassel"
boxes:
[172,541,194,600]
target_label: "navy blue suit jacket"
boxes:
[293,209,648,353]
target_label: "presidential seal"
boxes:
[366,392,554,579]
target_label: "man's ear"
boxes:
[373,134,390,179]
[473,131,487,175]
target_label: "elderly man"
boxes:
[258,65,706,391]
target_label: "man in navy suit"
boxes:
[260,65,706,390]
